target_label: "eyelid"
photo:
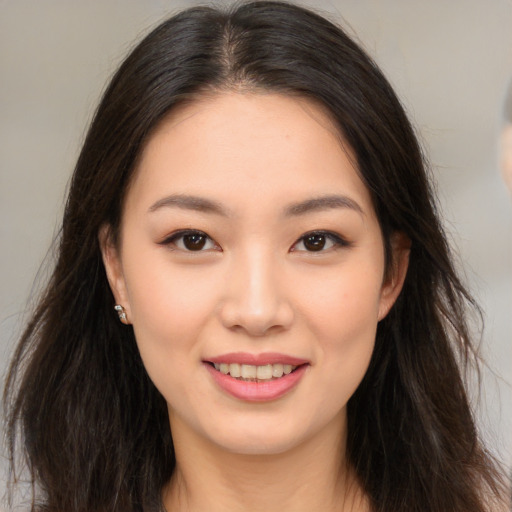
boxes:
[158,229,220,251]
[158,229,349,253]
[290,230,351,252]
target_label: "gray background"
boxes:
[1,0,511,505]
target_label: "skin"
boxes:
[101,92,409,512]
[500,123,512,195]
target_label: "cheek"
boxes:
[294,260,383,344]
[292,260,382,400]
[317,281,379,383]
[122,247,223,357]
[121,252,226,410]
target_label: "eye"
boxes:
[160,230,219,252]
[291,231,349,252]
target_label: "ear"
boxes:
[378,231,410,321]
[98,224,131,324]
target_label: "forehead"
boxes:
[127,92,374,217]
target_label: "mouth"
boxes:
[203,353,310,401]
[209,362,300,382]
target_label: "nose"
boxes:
[218,250,294,337]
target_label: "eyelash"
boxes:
[159,229,350,253]
[290,230,350,252]
[159,230,218,252]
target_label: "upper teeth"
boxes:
[213,363,296,380]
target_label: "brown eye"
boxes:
[160,230,218,252]
[183,233,207,251]
[303,234,327,251]
[291,231,348,253]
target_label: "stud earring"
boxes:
[114,304,128,323]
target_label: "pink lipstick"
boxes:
[204,352,309,402]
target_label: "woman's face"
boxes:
[102,92,408,455]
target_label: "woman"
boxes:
[3,2,508,511]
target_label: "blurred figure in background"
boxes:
[498,78,512,510]
[500,79,512,195]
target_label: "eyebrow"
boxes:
[148,194,231,216]
[148,193,364,218]
[284,195,364,217]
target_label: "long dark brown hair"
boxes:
[3,2,508,511]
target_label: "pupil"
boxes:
[184,234,206,251]
[304,234,325,251]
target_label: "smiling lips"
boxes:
[205,353,309,401]
[213,362,296,380]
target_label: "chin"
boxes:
[201,414,326,457]
[216,432,303,456]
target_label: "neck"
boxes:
[163,413,368,512]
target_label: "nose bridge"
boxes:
[244,247,277,311]
[220,244,293,335]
